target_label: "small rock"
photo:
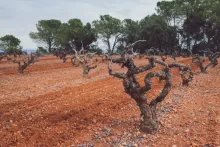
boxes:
[92,119,97,123]
[122,142,127,146]
[172,145,177,147]
[191,142,198,147]
[88,144,94,147]
[133,144,138,147]
[127,133,132,137]
[173,108,177,112]
[202,144,210,147]
[136,131,140,136]
[184,128,190,133]
[9,120,13,123]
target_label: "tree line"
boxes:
[1,0,220,55]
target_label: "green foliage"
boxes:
[156,0,220,52]
[29,19,62,52]
[0,35,23,54]
[157,1,177,25]
[121,19,141,45]
[36,47,48,54]
[56,19,97,50]
[139,14,178,51]
[89,44,103,55]
[93,15,122,53]
[0,35,21,48]
[26,0,220,55]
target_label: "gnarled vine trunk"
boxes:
[134,96,158,134]
[192,53,220,73]
[81,63,97,77]
[69,40,97,77]
[108,55,172,134]
[13,54,36,73]
[107,40,193,134]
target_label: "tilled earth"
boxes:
[0,55,219,147]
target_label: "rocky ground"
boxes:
[0,55,219,147]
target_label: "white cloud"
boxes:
[0,0,160,49]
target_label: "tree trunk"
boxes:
[112,35,119,54]
[48,40,52,53]
[182,79,189,86]
[138,100,158,134]
[107,40,111,54]
[17,62,24,73]
[133,94,159,134]
[199,63,207,73]
[79,62,97,78]
[48,45,52,53]
[18,65,23,73]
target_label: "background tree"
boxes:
[89,43,103,55]
[156,0,220,53]
[140,14,178,52]
[156,0,182,50]
[56,19,97,51]
[93,15,122,54]
[0,35,23,55]
[29,19,62,53]
[36,47,48,55]
[24,0,220,56]
[121,19,141,45]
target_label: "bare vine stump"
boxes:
[13,53,37,73]
[70,40,98,77]
[105,40,193,134]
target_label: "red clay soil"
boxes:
[0,55,219,147]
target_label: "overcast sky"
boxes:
[0,0,160,49]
